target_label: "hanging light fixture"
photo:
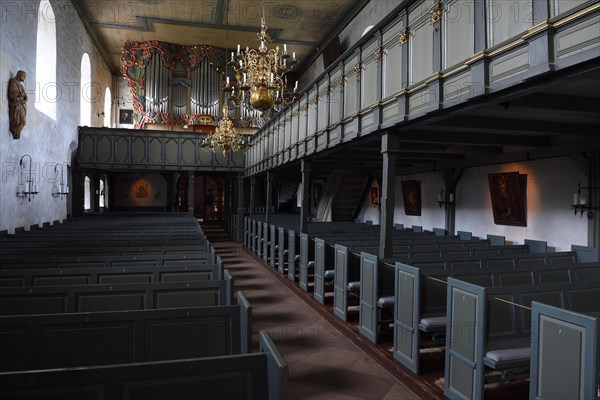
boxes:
[224,14,299,117]
[200,104,247,156]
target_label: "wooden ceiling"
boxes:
[73,0,363,74]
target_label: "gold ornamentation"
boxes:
[399,29,409,45]
[200,104,246,156]
[375,47,383,62]
[354,64,362,76]
[224,16,299,117]
[431,3,443,24]
[339,75,347,88]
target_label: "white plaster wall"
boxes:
[455,158,587,251]
[0,0,112,233]
[355,157,587,251]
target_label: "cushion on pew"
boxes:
[324,270,335,279]
[307,261,315,269]
[295,255,300,262]
[484,347,530,369]
[419,316,447,332]
[377,296,395,309]
[347,281,361,292]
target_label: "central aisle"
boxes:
[201,225,430,400]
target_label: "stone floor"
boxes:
[202,226,428,400]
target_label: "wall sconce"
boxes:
[51,164,70,200]
[371,186,380,207]
[16,154,38,201]
[438,188,454,208]
[113,96,126,106]
[97,111,105,118]
[571,182,599,219]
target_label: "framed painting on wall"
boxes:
[119,109,133,124]
[401,180,421,216]
[488,172,527,226]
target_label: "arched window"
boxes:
[84,176,91,211]
[99,179,105,208]
[35,0,57,120]
[80,53,92,127]
[103,87,111,127]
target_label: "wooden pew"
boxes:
[0,263,224,287]
[0,251,210,270]
[529,301,598,400]
[393,261,600,374]
[332,244,361,321]
[0,330,288,400]
[314,238,336,304]
[299,233,316,291]
[287,229,300,283]
[444,278,600,400]
[0,291,251,372]
[0,275,233,315]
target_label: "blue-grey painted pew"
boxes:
[0,251,210,270]
[529,301,598,400]
[244,216,249,247]
[277,226,288,274]
[444,278,600,400]
[287,229,299,283]
[333,244,362,321]
[299,233,316,291]
[393,261,600,374]
[0,291,251,372]
[314,238,336,304]
[0,330,288,400]
[358,252,396,343]
[269,224,277,268]
[262,222,270,262]
[0,273,233,316]
[0,263,224,287]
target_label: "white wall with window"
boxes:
[35,0,57,120]
[80,53,92,127]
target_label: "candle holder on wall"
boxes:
[16,154,38,202]
[571,182,599,219]
[51,164,70,200]
[437,188,454,208]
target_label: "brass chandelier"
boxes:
[200,104,246,156]
[224,16,299,117]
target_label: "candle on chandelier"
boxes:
[237,44,240,54]
[243,73,247,83]
[270,73,274,83]
[292,51,296,60]
[284,44,287,53]
[231,52,234,61]
[226,76,230,85]
[294,81,298,90]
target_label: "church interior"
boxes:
[1,0,599,399]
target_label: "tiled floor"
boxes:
[203,228,424,400]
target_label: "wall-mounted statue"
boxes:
[8,70,27,139]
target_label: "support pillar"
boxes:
[265,172,273,224]
[187,172,195,215]
[300,160,311,233]
[237,174,245,243]
[379,133,397,259]
[249,177,256,217]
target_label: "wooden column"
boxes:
[265,172,273,224]
[187,172,195,215]
[249,177,256,217]
[237,174,245,243]
[379,133,398,259]
[300,160,311,234]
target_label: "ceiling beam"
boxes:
[392,130,551,147]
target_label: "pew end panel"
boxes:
[299,233,315,292]
[269,224,277,268]
[444,277,486,400]
[277,227,287,274]
[571,244,600,263]
[238,290,252,354]
[529,301,598,400]
[358,253,395,344]
[333,244,350,321]
[259,330,290,400]
[287,230,298,283]
[393,262,422,374]
[313,238,335,304]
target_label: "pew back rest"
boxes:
[0,330,286,400]
[0,278,232,316]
